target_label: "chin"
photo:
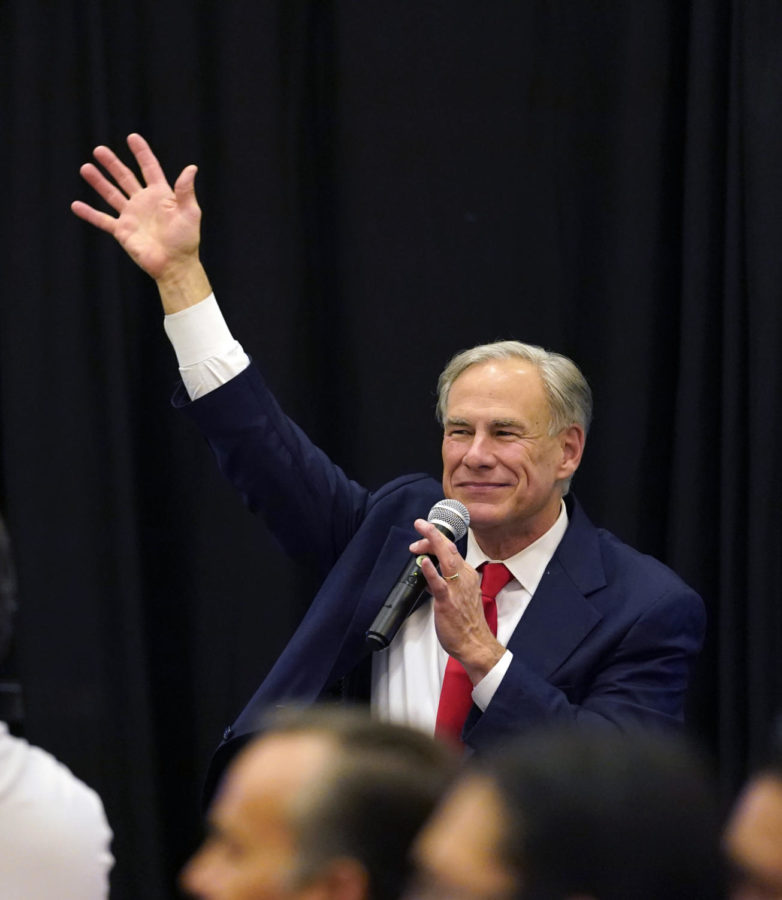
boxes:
[460,504,506,530]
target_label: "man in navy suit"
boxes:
[72,135,706,802]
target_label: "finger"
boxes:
[70,199,118,235]
[409,536,431,555]
[78,162,130,214]
[410,519,436,555]
[173,164,200,209]
[414,520,463,567]
[419,556,449,599]
[412,518,448,546]
[127,133,171,188]
[92,143,144,196]
[417,547,470,603]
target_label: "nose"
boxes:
[461,432,495,468]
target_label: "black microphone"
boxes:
[365,499,470,652]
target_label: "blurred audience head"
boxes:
[724,719,782,899]
[411,725,724,900]
[181,705,458,900]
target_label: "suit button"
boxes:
[223,726,234,741]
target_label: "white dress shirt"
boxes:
[0,722,114,899]
[164,294,568,733]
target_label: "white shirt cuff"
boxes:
[163,293,250,400]
[471,649,513,711]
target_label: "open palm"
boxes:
[71,133,201,281]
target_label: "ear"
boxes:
[296,858,369,900]
[558,424,585,478]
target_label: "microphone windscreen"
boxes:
[427,499,470,541]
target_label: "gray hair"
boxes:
[436,340,593,435]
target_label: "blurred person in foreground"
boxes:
[723,723,782,899]
[0,513,114,899]
[411,726,725,900]
[181,705,458,900]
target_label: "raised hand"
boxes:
[71,133,211,312]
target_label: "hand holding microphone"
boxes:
[365,499,470,651]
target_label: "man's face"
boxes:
[441,359,583,558]
[411,775,517,900]
[180,734,332,900]
[724,774,782,900]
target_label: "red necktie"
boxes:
[434,562,512,744]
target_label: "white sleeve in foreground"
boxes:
[0,726,114,899]
[163,292,250,400]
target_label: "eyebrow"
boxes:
[491,419,526,429]
[444,417,527,429]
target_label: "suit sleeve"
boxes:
[174,363,373,578]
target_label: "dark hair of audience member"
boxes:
[260,705,459,900]
[479,726,725,900]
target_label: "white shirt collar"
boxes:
[465,499,569,595]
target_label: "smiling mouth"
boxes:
[457,482,509,490]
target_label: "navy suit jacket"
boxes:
[176,364,706,803]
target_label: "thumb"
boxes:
[173,164,199,207]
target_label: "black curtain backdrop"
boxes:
[1,2,781,897]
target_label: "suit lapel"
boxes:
[327,525,429,683]
[507,559,602,677]
[506,496,607,678]
[346,528,469,632]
